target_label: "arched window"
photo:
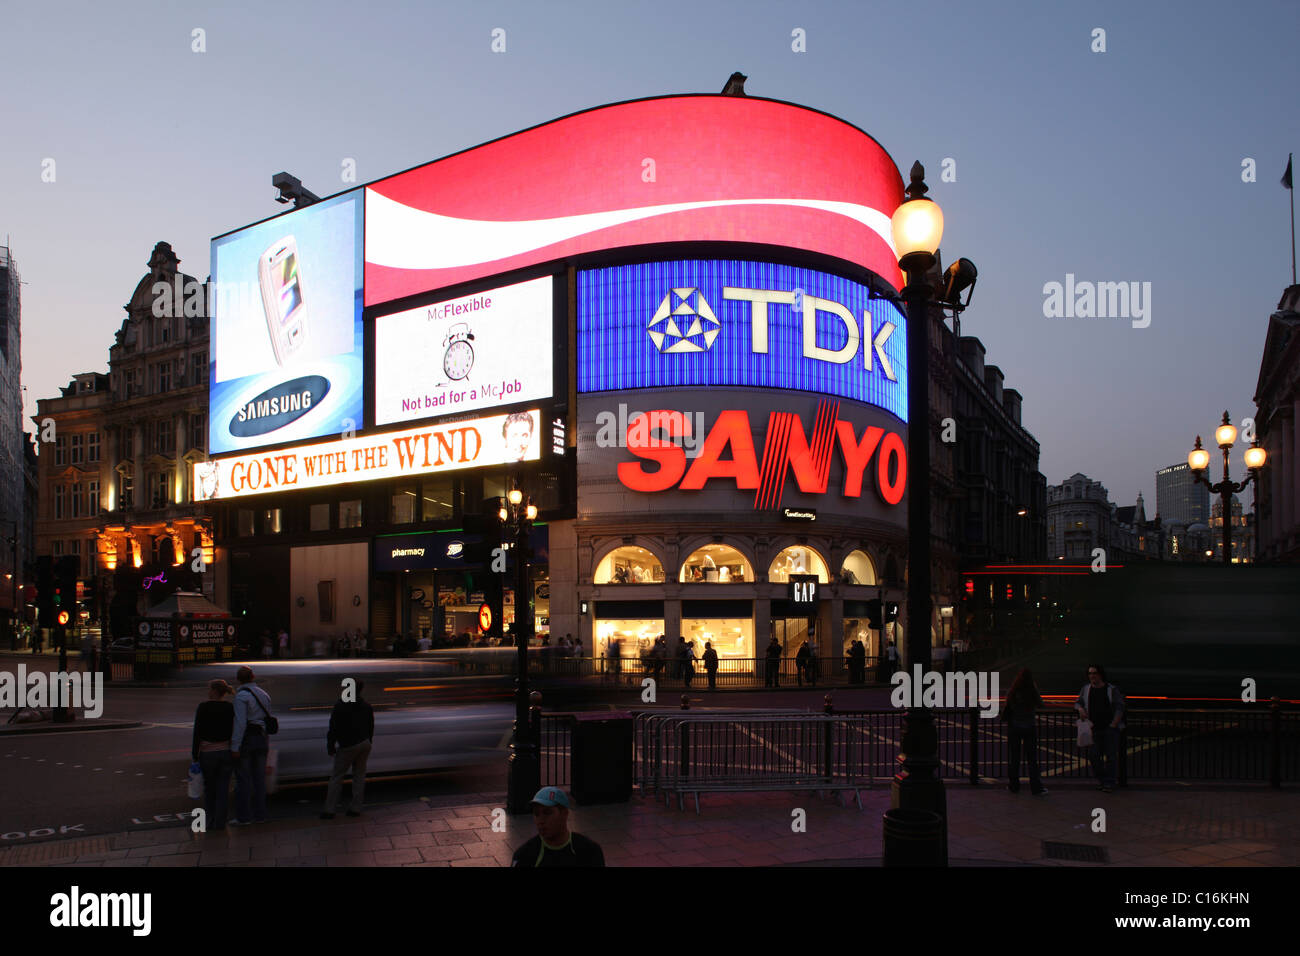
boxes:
[594,546,664,584]
[767,545,829,583]
[839,550,877,586]
[680,544,752,583]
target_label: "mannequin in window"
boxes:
[718,566,731,583]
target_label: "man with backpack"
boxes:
[230,666,275,825]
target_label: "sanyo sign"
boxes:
[577,260,909,421]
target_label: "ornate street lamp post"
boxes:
[503,485,541,812]
[1188,412,1267,565]
[886,163,975,864]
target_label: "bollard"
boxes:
[882,808,944,866]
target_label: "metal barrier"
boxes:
[619,704,1297,809]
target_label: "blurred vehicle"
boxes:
[270,703,514,786]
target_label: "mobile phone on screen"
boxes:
[258,236,308,365]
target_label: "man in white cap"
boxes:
[510,787,605,867]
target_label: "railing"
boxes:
[545,704,1297,793]
[592,655,886,688]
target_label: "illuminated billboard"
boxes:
[193,408,541,501]
[577,260,908,421]
[210,191,363,455]
[374,275,553,427]
[364,96,904,306]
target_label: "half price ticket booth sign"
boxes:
[194,408,542,500]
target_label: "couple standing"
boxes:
[191,666,275,829]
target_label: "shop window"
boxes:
[682,618,753,661]
[310,503,330,532]
[839,550,877,586]
[680,544,751,583]
[768,545,829,584]
[263,508,282,534]
[594,546,664,584]
[340,499,362,528]
[391,484,418,524]
[237,509,254,537]
[422,478,453,520]
[595,619,664,661]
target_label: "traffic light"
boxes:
[54,555,79,620]
[35,555,53,624]
[864,598,882,629]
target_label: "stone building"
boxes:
[1253,284,1300,563]
[32,242,214,635]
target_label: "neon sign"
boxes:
[615,400,906,510]
[578,260,908,419]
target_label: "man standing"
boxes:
[510,787,605,867]
[321,679,374,819]
[702,641,719,691]
[765,636,783,688]
[1075,664,1126,793]
[277,627,289,659]
[230,666,273,825]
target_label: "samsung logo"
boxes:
[229,376,330,437]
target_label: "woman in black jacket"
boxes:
[192,679,236,830]
[1003,668,1047,795]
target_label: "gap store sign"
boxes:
[577,260,908,421]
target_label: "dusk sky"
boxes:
[3,0,1297,512]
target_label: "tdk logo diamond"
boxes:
[648,288,721,353]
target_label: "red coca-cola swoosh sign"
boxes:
[364,95,904,306]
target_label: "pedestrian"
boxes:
[703,641,719,691]
[321,679,374,819]
[885,639,898,677]
[1003,668,1047,795]
[807,640,819,686]
[681,640,696,687]
[191,679,235,830]
[850,640,866,684]
[608,637,622,683]
[510,787,605,867]
[277,627,289,659]
[765,636,782,688]
[571,635,583,674]
[260,630,273,658]
[1075,664,1126,793]
[230,666,273,825]
[795,640,810,687]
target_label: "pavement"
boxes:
[1,782,1294,868]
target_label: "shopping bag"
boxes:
[1076,719,1094,748]
[187,762,204,799]
[264,747,279,795]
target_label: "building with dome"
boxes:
[32,241,214,637]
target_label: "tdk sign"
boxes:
[578,260,908,421]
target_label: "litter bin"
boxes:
[882,808,944,867]
[571,711,633,804]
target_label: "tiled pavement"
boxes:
[3,784,1295,867]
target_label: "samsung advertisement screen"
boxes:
[373,275,553,427]
[209,191,363,454]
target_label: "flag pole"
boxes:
[1291,152,1296,285]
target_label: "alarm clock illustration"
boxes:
[442,323,475,380]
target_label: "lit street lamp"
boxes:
[502,484,541,813]
[1188,412,1266,565]
[886,162,977,865]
